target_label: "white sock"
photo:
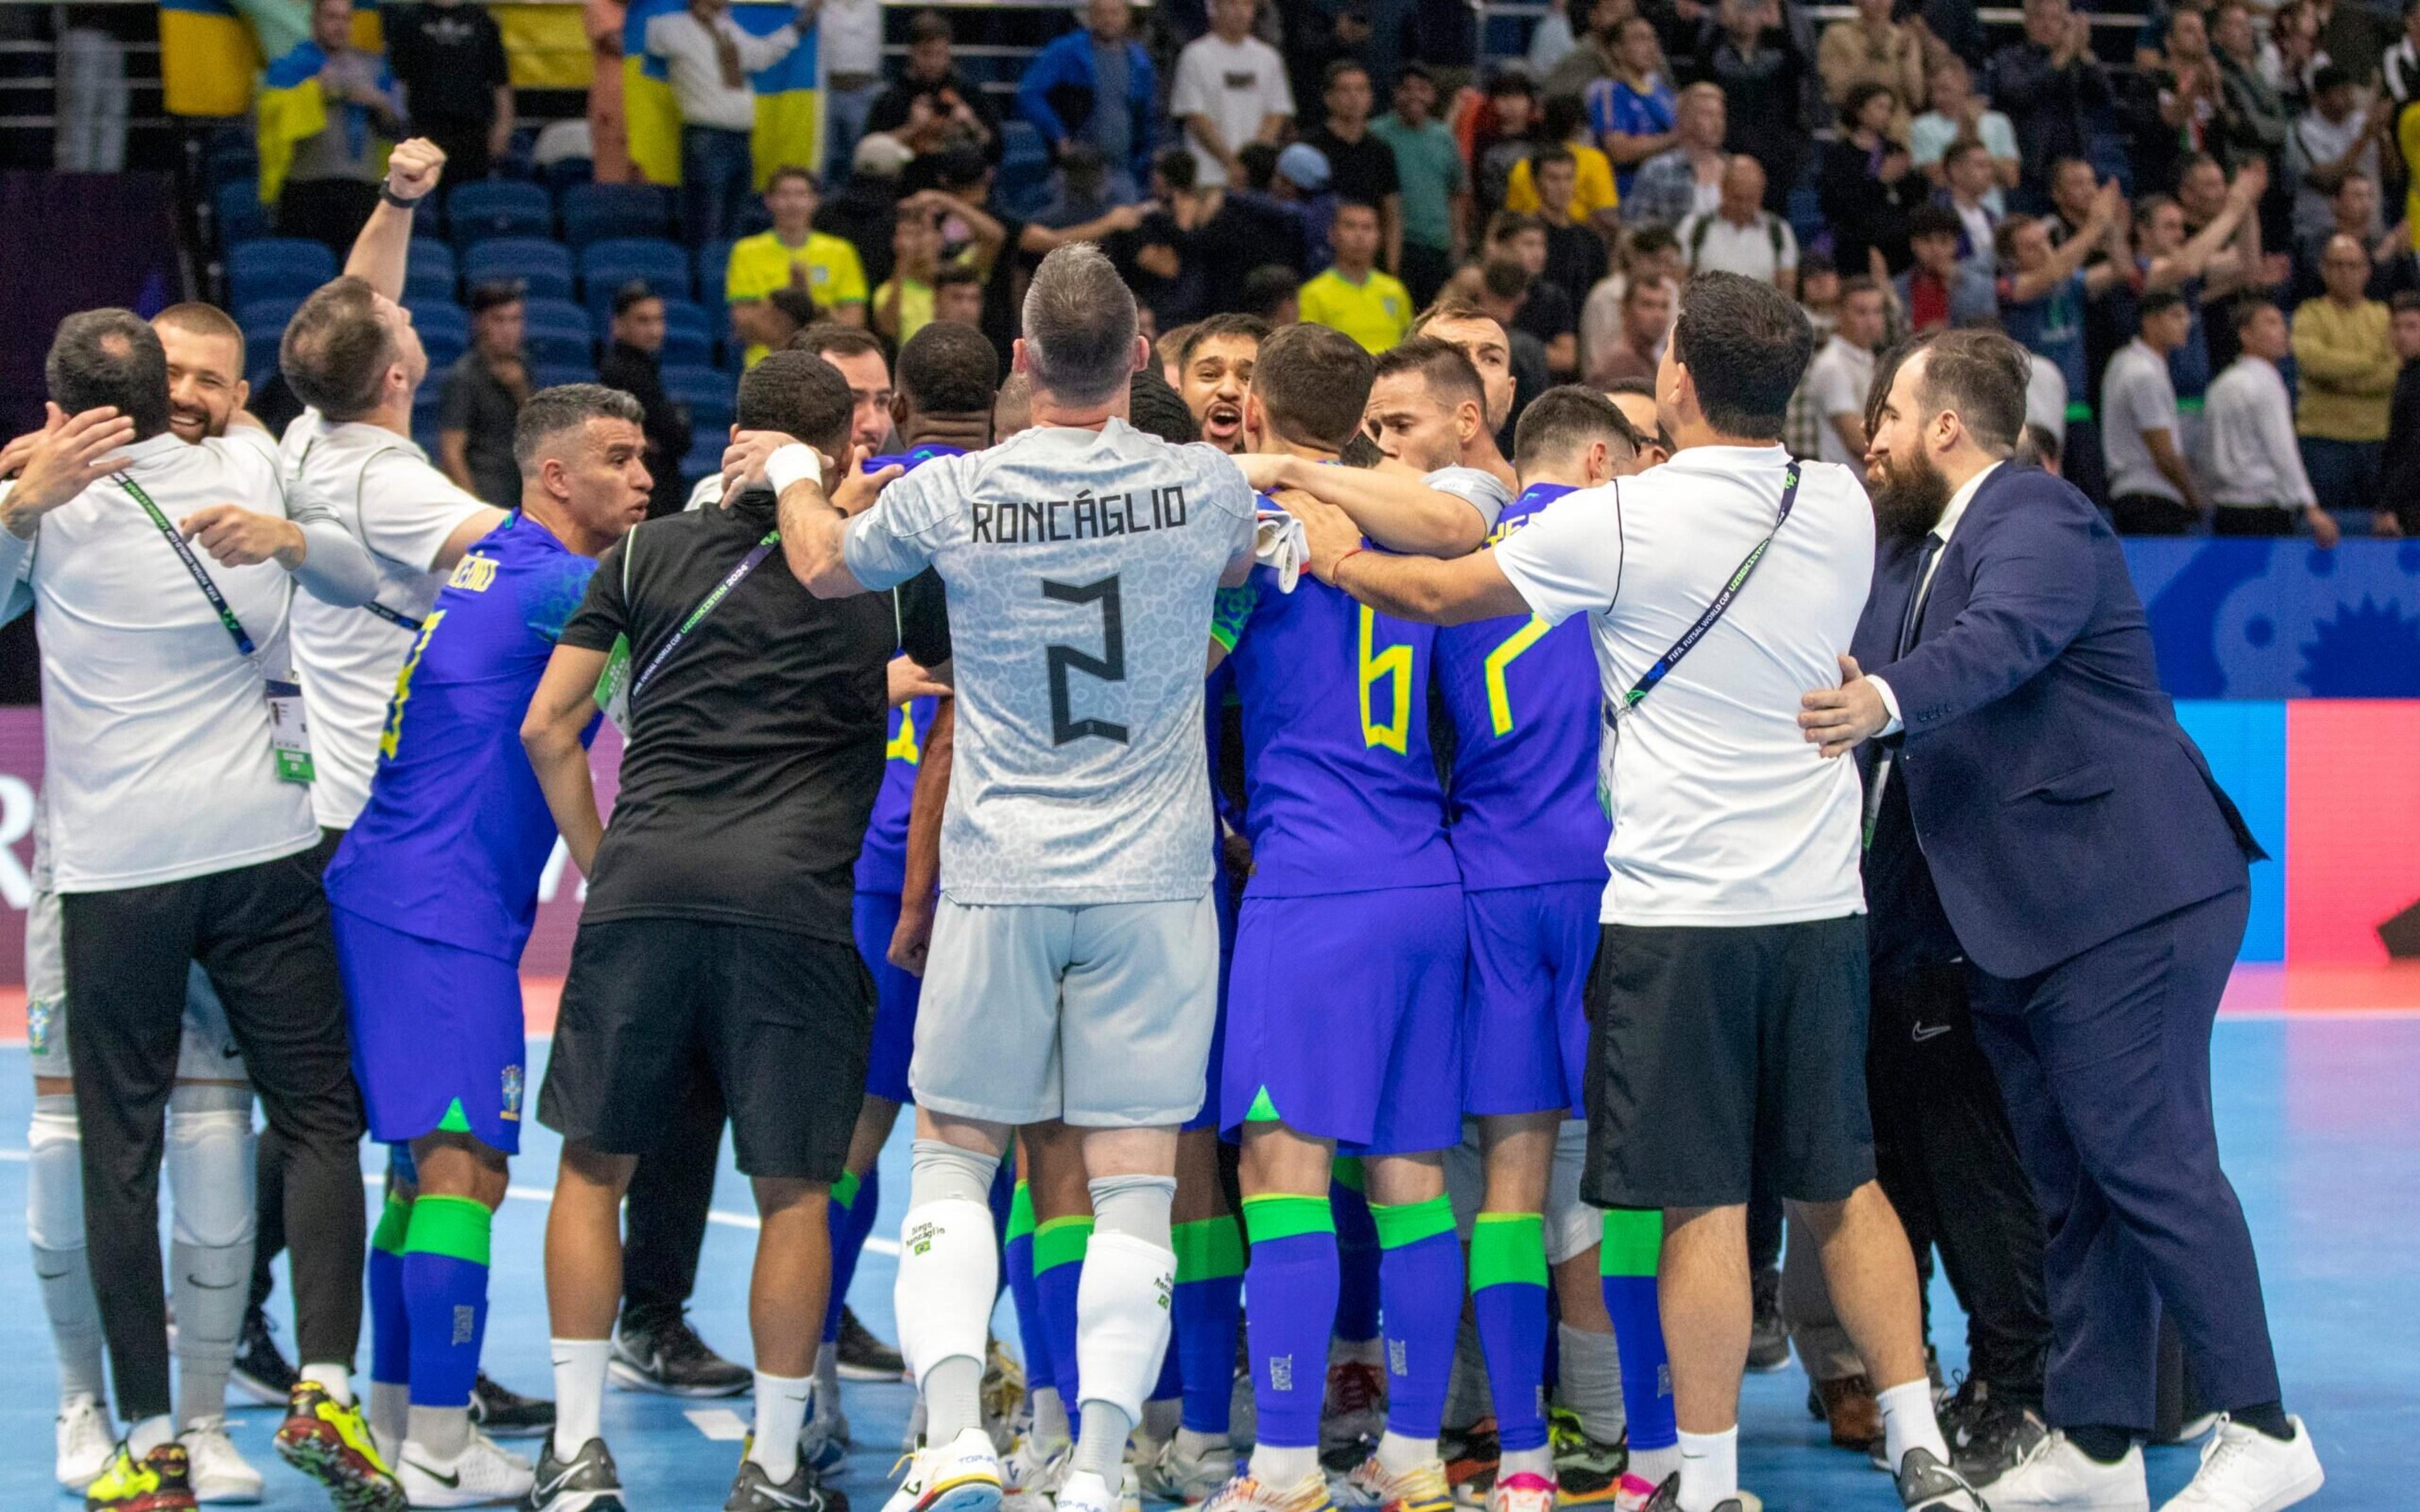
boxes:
[1675,1427,1737,1512]
[751,1371,812,1482]
[1376,1429,1434,1475]
[165,1097,255,1429]
[369,1382,411,1449]
[1175,1426,1230,1459]
[551,1337,612,1459]
[813,1341,841,1422]
[1630,1442,1683,1489]
[130,1413,178,1458]
[1555,1323,1626,1446]
[1031,1385,1072,1446]
[407,1404,472,1462]
[301,1362,354,1407]
[1877,1377,1949,1474]
[1250,1442,1320,1487]
[28,1101,107,1406]
[1073,1399,1134,1482]
[1501,1445,1555,1478]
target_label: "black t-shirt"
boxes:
[597,341,694,518]
[559,489,899,939]
[1304,127,1401,210]
[384,3,509,126]
[1542,222,1608,311]
[1513,280,1577,345]
[437,352,523,509]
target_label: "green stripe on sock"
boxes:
[1034,1215,1095,1274]
[1371,1193,1456,1249]
[833,1169,862,1211]
[371,1193,412,1256]
[1172,1216,1247,1281]
[1468,1212,1548,1291]
[1329,1156,1366,1193]
[1240,1192,1335,1244]
[1598,1208,1661,1277]
[1006,1181,1037,1242]
[402,1193,493,1267]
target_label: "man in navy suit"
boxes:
[1797,329,2324,1512]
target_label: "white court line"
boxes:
[685,1407,751,1441]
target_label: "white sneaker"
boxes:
[1001,1430,1072,1512]
[56,1395,114,1492]
[1142,1431,1236,1504]
[1119,1463,1145,1512]
[802,1395,853,1479]
[2157,1416,2324,1512]
[884,1425,1005,1512]
[395,1428,538,1507]
[1057,1469,1122,1512]
[183,1416,267,1504]
[1985,1431,2149,1511]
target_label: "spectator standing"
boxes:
[2138,165,2268,438]
[643,0,814,244]
[867,11,1001,163]
[1586,17,1679,198]
[1818,0,1928,132]
[270,0,401,256]
[1487,215,1580,376]
[2291,173,2402,302]
[2210,2,2291,169]
[727,167,871,366]
[2319,0,2400,95]
[817,0,886,186]
[2204,300,2339,542]
[2103,290,2207,534]
[1986,0,2110,202]
[1908,59,2020,214]
[439,282,531,510]
[2128,9,2219,197]
[2286,67,2387,248]
[1015,0,1158,202]
[385,0,512,183]
[1703,0,1814,217]
[1544,0,1627,97]
[1581,224,1683,381]
[1677,156,1797,294]
[1586,273,1672,385]
[1170,0,1294,188]
[1476,72,1547,222]
[1371,64,1469,308]
[2000,181,2126,498]
[1299,199,1414,351]
[1504,93,1622,241]
[597,283,694,518]
[1193,142,1312,312]
[1804,275,1887,468]
[1819,83,1922,277]
[1531,148,1613,303]
[875,211,947,344]
[1305,60,1405,280]
[1623,81,1727,228]
[2378,292,2420,535]
[932,263,987,329]
[1939,140,2003,272]
[1896,203,1996,332]
[2293,231,2399,517]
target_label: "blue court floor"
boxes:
[0,1014,2409,1509]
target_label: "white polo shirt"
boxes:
[1492,444,1875,927]
[282,411,494,828]
[1803,334,1877,471]
[1676,208,1799,287]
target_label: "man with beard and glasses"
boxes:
[1799,328,2320,1512]
[1176,315,1268,454]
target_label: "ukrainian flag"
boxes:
[256,27,396,204]
[159,0,261,118]
[623,0,821,190]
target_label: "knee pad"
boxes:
[1545,1124,1596,1268]
[1072,1230,1177,1423]
[1086,1173,1175,1252]
[27,1097,86,1252]
[166,1104,257,1251]
[895,1196,1001,1380]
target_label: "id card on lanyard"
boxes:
[593,527,781,734]
[117,472,316,784]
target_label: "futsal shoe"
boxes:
[467,1375,553,1440]
[1984,1432,2150,1511]
[801,1394,854,1479]
[882,1426,1003,1512]
[727,1453,849,1512]
[59,1394,115,1491]
[1053,1469,1122,1512]
[608,1308,751,1397]
[275,1382,406,1512]
[1893,1446,1988,1511]
[839,1307,908,1382]
[1486,1472,1558,1512]
[394,1428,533,1507]
[1939,1379,2048,1489]
[230,1311,299,1407]
[2157,1416,2323,1512]
[999,1428,1071,1512]
[1340,1453,1456,1512]
[1142,1431,1237,1504]
[1197,1469,1339,1512]
[1441,1419,1498,1506]
[527,1436,625,1512]
[1545,1410,1625,1508]
[182,1417,266,1504]
[84,1438,199,1511]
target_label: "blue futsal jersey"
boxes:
[1434,483,1611,890]
[851,442,963,896]
[325,512,600,961]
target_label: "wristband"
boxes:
[765,442,824,497]
[1328,545,1368,587]
[379,185,423,209]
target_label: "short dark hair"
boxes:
[1670,272,1812,440]
[791,322,887,364]
[1513,384,1639,470]
[1333,197,1382,223]
[611,280,661,317]
[897,319,998,416]
[282,276,395,420]
[1541,91,1586,141]
[1531,145,1576,176]
[2018,421,2061,469]
[1127,366,1200,445]
[1628,224,1679,260]
[1154,146,1197,191]
[513,382,645,473]
[1241,264,1301,321]
[1482,257,1531,301]
[1373,335,1485,417]
[932,262,983,294]
[1410,292,1495,338]
[2394,290,2420,315]
[1906,203,1963,243]
[1838,273,1885,304]
[1322,58,1369,89]
[737,350,853,455]
[1840,81,1894,129]
[907,9,951,44]
[766,164,821,195]
[1605,375,1676,452]
[1251,323,1376,450]
[1904,326,2030,454]
[1942,136,1993,169]
[1487,68,1538,100]
[47,309,171,441]
[1236,141,1281,192]
[2137,289,2187,321]
[154,301,244,346]
[2229,297,2279,335]
[1488,210,1547,243]
[1180,313,1269,370]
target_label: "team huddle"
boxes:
[15,134,2262,1512]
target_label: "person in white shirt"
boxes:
[644,0,817,241]
[1676,156,1801,295]
[1907,57,2019,215]
[814,0,886,184]
[1168,0,1293,188]
[2101,291,2206,534]
[2204,299,2342,543]
[1271,273,1985,1512]
[1804,277,1887,470]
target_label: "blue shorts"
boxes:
[853,890,924,1106]
[1222,884,1466,1156]
[332,905,527,1155]
[1462,882,1601,1118]
[1183,872,1238,1135]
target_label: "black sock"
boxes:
[2232,1401,2294,1440]
[2066,1425,2135,1463]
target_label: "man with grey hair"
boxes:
[770,242,1264,1512]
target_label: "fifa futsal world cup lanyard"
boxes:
[1594,461,1801,819]
[592,529,781,733]
[118,472,317,784]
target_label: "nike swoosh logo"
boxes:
[405,1459,461,1488]
[1911,1022,1953,1043]
[35,1268,73,1281]
[185,1274,239,1290]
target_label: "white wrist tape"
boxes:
[766,442,823,498]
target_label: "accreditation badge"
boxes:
[265,678,314,784]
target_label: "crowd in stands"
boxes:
[228,0,2420,538]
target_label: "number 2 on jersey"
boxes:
[1042,575,1129,746]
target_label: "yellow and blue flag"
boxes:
[159,0,262,118]
[623,0,822,189]
[256,28,397,203]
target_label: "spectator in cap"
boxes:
[596,281,694,518]
[1276,140,1339,269]
[438,279,529,508]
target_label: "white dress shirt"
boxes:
[2203,356,2318,509]
[644,9,802,132]
[1869,459,2002,735]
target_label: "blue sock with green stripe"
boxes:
[401,1194,492,1409]
[821,1168,873,1346]
[1034,1214,1092,1407]
[1172,1215,1245,1435]
[369,1191,412,1392]
[1599,1209,1676,1454]
[1005,1182,1054,1393]
[1471,1213,1550,1453]
[1372,1194,1461,1441]
[1331,1159,1382,1344]
[1242,1193,1339,1451]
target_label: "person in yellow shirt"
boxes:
[1503,93,1620,239]
[2292,232,2400,518]
[725,165,868,365]
[873,209,943,345]
[1299,199,1415,352]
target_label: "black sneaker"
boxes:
[469,1372,556,1438]
[725,1453,849,1512]
[1939,1378,2048,1489]
[229,1307,298,1407]
[834,1305,904,1382]
[609,1309,752,1397]
[1640,1472,1744,1511]
[529,1436,625,1512]
[1894,1446,1988,1511]
[1746,1267,1788,1373]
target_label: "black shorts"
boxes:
[1582,914,1875,1210]
[537,916,873,1181]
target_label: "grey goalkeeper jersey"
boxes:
[843,420,1259,905]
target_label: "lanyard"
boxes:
[117,472,256,660]
[1606,461,1801,726]
[363,600,424,633]
[629,530,779,702]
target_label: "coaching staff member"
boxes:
[1799,328,2324,1512]
[1279,273,1982,1512]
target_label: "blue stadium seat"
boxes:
[542,155,596,195]
[461,238,575,301]
[412,303,470,370]
[522,295,595,366]
[580,238,693,310]
[560,183,675,248]
[657,326,713,368]
[242,323,284,390]
[447,180,552,247]
[214,181,269,248]
[236,297,301,333]
[405,239,458,303]
[531,362,597,392]
[662,364,734,433]
[660,298,713,345]
[679,436,726,484]
[696,239,736,309]
[228,239,337,305]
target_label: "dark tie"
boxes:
[1896,531,1943,658]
